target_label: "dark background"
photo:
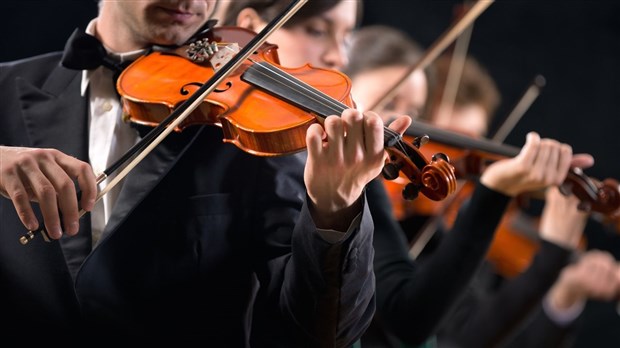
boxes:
[1,1,619,346]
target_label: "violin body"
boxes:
[117,26,354,156]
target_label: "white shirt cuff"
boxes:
[542,294,586,327]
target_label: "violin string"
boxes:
[251,61,348,114]
[248,61,405,148]
[246,61,442,195]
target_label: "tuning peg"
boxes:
[382,162,402,181]
[432,152,450,163]
[402,183,420,200]
[411,134,430,148]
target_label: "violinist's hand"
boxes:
[0,146,97,239]
[539,186,589,249]
[480,132,594,197]
[304,109,410,230]
[547,250,620,312]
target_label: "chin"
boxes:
[151,29,194,46]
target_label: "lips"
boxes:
[159,7,194,22]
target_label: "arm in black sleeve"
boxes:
[451,240,572,348]
[369,179,511,345]
[504,304,580,348]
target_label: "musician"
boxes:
[0,0,416,344]
[346,24,618,348]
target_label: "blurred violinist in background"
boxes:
[345,24,620,348]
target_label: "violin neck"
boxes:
[242,61,349,117]
[407,119,520,158]
[242,62,403,149]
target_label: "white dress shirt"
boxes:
[82,19,143,246]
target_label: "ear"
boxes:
[236,8,267,33]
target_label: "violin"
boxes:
[385,121,620,277]
[116,25,457,202]
[404,120,620,215]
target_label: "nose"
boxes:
[322,37,349,71]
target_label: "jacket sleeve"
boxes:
[449,240,572,348]
[250,153,375,348]
[370,179,511,345]
[503,304,580,348]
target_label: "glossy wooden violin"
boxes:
[115,24,457,202]
[404,120,620,216]
[386,120,620,277]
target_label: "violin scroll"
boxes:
[383,133,457,201]
[562,168,620,218]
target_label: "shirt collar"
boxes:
[80,18,148,96]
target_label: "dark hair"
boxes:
[343,25,424,77]
[432,54,501,123]
[222,0,362,28]
[344,25,436,119]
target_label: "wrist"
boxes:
[549,285,583,310]
[543,291,586,326]
[309,194,363,231]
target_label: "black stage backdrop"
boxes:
[1,1,619,346]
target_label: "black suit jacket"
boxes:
[0,52,375,346]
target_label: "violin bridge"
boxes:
[209,43,240,71]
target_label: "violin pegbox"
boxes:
[383,131,457,201]
[186,38,240,71]
[186,38,219,62]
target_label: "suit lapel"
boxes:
[97,119,205,244]
[18,67,89,159]
[17,63,205,260]
[16,66,91,278]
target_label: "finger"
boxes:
[516,132,540,167]
[362,111,384,157]
[553,143,573,185]
[57,155,97,212]
[21,164,62,239]
[3,169,39,231]
[324,114,344,160]
[40,161,80,236]
[530,138,552,182]
[537,139,560,185]
[387,115,412,135]
[538,139,557,182]
[306,123,326,160]
[342,109,365,159]
[571,153,595,169]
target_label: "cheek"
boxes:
[274,36,320,67]
[453,115,487,137]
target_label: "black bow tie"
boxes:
[61,28,131,81]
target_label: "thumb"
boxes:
[571,153,595,169]
[387,115,413,135]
